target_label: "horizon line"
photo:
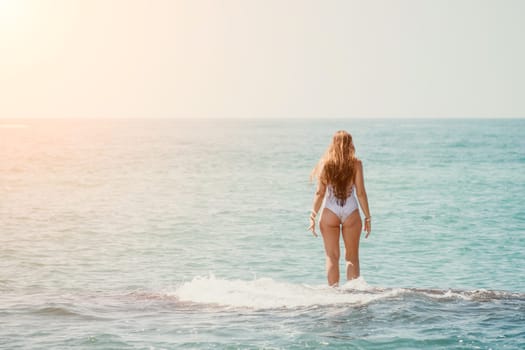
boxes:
[1,116,524,120]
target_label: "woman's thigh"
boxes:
[320,208,341,255]
[341,210,362,257]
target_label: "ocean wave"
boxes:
[167,275,525,310]
[27,304,108,321]
[32,306,83,317]
[406,287,525,302]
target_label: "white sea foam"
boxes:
[173,275,401,309]
[169,276,525,310]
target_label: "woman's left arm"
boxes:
[308,181,326,237]
[354,160,372,238]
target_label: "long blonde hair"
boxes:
[311,130,357,205]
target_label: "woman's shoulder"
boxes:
[353,158,363,174]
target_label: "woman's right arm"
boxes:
[355,160,372,237]
[308,181,326,237]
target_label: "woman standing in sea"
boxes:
[308,130,372,287]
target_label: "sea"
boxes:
[1,118,524,349]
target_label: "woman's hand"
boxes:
[308,216,318,237]
[363,217,371,238]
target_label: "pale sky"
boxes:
[1,0,524,118]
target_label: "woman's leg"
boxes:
[320,208,342,286]
[342,210,362,280]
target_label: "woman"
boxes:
[308,130,372,286]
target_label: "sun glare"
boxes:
[0,0,28,31]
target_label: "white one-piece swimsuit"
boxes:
[323,184,359,223]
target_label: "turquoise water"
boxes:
[1,118,524,349]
